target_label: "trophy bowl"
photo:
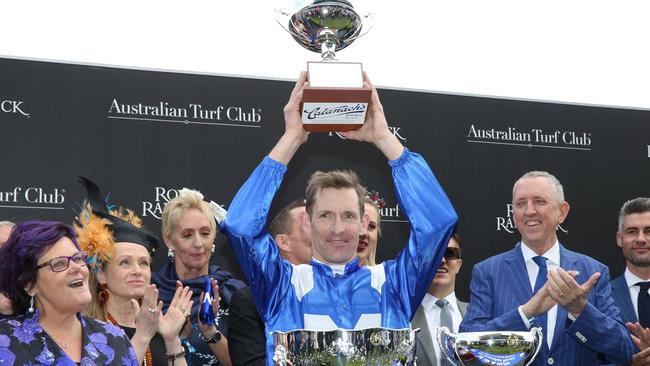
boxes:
[437,327,543,366]
[276,0,373,59]
[272,328,418,366]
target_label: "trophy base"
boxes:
[301,86,372,132]
[302,124,362,132]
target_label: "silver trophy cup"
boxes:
[276,0,373,61]
[272,328,419,366]
[437,327,543,366]
[276,0,374,131]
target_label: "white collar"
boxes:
[311,257,348,276]
[421,291,457,312]
[624,267,649,288]
[520,240,560,265]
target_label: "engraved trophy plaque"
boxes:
[437,327,544,366]
[276,0,373,132]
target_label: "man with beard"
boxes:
[611,197,650,365]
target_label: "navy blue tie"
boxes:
[636,282,650,328]
[532,256,548,338]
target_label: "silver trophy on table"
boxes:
[276,0,374,132]
[272,328,419,365]
[437,327,543,366]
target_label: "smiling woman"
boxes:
[0,221,139,365]
[75,176,192,366]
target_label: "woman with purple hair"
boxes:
[0,221,139,365]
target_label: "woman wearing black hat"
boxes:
[76,177,193,366]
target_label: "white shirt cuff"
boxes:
[518,305,532,328]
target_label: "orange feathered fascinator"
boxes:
[74,176,160,269]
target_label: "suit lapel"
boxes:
[457,299,468,317]
[612,275,638,323]
[504,244,533,304]
[413,306,436,365]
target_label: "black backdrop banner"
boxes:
[1,57,649,301]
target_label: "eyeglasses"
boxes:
[36,251,88,272]
[443,247,461,261]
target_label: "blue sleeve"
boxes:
[567,267,636,365]
[220,156,293,321]
[383,149,458,319]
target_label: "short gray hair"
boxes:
[512,171,565,203]
[618,197,650,231]
[0,221,15,228]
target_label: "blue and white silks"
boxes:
[221,148,458,364]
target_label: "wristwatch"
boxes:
[199,327,222,344]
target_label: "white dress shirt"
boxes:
[625,267,650,319]
[518,241,560,348]
[421,292,462,366]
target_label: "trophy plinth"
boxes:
[277,1,373,132]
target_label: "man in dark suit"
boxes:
[611,197,650,326]
[611,197,650,365]
[460,171,635,365]
[412,233,467,366]
[228,200,311,366]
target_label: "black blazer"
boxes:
[228,286,266,366]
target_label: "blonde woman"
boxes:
[76,176,192,366]
[152,189,244,366]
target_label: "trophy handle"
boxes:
[436,326,460,366]
[274,6,374,57]
[525,327,544,366]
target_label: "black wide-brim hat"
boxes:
[77,175,160,255]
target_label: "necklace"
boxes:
[106,312,153,366]
[41,325,72,350]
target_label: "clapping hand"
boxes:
[547,268,600,317]
[159,285,193,341]
[131,284,162,343]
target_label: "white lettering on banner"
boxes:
[496,203,568,234]
[647,145,650,158]
[142,187,179,219]
[0,187,65,210]
[379,204,408,223]
[24,188,65,204]
[328,126,407,141]
[141,187,227,220]
[108,99,263,128]
[496,204,516,233]
[468,124,592,151]
[1,99,30,117]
